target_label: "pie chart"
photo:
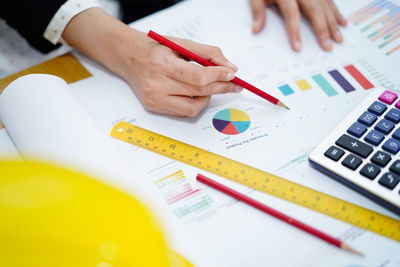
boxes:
[212,109,251,135]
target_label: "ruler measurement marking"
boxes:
[112,122,400,241]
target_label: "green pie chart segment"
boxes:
[212,109,251,135]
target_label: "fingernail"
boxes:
[293,41,302,51]
[234,85,243,92]
[340,16,347,26]
[333,31,343,42]
[226,72,235,81]
[253,20,261,32]
[323,39,333,50]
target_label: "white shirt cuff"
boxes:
[44,0,100,45]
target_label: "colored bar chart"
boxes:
[328,70,356,93]
[153,170,213,218]
[344,64,374,89]
[379,30,400,48]
[312,74,338,97]
[276,64,373,97]
[348,0,385,22]
[348,0,400,56]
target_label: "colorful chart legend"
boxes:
[213,109,250,135]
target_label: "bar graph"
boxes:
[277,64,374,97]
[153,170,213,218]
[348,0,400,56]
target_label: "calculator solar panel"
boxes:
[309,87,400,215]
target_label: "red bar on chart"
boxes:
[344,64,374,90]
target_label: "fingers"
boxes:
[166,56,236,87]
[328,0,347,26]
[277,0,302,51]
[251,0,267,33]
[325,6,343,43]
[164,95,211,117]
[299,0,346,51]
[137,80,213,117]
[136,74,241,117]
[135,39,242,118]
[300,0,332,51]
[170,81,242,97]
[176,39,238,71]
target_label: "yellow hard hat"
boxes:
[0,160,192,267]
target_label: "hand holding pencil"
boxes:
[62,9,242,117]
[148,30,289,109]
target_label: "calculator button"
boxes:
[360,163,380,180]
[342,154,362,170]
[396,100,400,109]
[335,134,373,158]
[375,119,395,134]
[379,90,398,105]
[324,146,345,161]
[364,130,385,146]
[382,138,400,154]
[384,108,400,123]
[368,101,387,115]
[358,111,377,127]
[378,173,400,190]
[371,151,392,167]
[392,128,400,140]
[347,122,367,138]
[389,160,400,175]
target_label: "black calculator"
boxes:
[309,87,400,215]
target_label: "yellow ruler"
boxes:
[111,121,400,242]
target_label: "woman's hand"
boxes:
[250,0,347,51]
[117,33,240,117]
[63,8,239,117]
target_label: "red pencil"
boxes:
[147,30,289,109]
[196,173,362,256]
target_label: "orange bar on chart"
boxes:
[387,44,400,55]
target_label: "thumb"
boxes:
[251,0,266,33]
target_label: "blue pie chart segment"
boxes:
[232,121,250,133]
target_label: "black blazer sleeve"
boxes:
[0,0,67,53]
[119,0,178,23]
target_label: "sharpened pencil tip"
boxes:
[341,243,363,256]
[277,101,289,110]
